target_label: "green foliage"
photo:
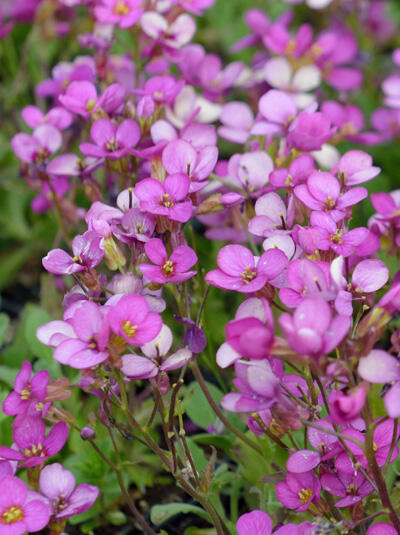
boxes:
[150,503,211,526]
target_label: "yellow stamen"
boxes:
[122,320,137,339]
[298,488,313,504]
[2,506,24,524]
[241,266,256,284]
[162,260,175,277]
[114,1,130,15]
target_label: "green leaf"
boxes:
[184,381,222,430]
[0,365,18,389]
[105,511,127,526]
[150,503,211,526]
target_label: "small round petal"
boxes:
[358,350,400,383]
[286,450,321,473]
[236,510,272,535]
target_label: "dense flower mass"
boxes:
[2,0,400,533]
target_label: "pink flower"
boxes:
[321,471,373,507]
[0,475,50,535]
[2,362,49,421]
[236,510,272,535]
[248,192,294,237]
[139,238,197,284]
[11,125,62,164]
[22,105,72,130]
[269,153,315,190]
[205,244,287,293]
[135,174,192,223]
[42,231,104,276]
[121,324,192,380]
[39,463,99,519]
[94,0,143,28]
[328,385,367,425]
[80,118,141,160]
[0,417,68,467]
[367,523,398,535]
[287,111,336,151]
[141,13,196,50]
[275,470,321,512]
[279,298,350,357]
[108,294,162,346]
[294,171,367,221]
[37,301,110,369]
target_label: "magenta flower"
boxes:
[108,294,162,346]
[135,174,192,223]
[80,118,141,160]
[0,475,50,535]
[294,171,367,221]
[321,471,373,507]
[269,153,315,190]
[42,231,104,276]
[236,510,272,535]
[141,14,196,50]
[248,192,293,238]
[22,105,72,131]
[228,151,274,194]
[11,125,62,164]
[255,90,297,136]
[279,298,350,357]
[275,470,321,512]
[0,417,68,467]
[139,238,197,284]
[295,212,369,257]
[286,450,321,474]
[287,111,336,151]
[39,463,99,519]
[162,139,218,192]
[217,317,273,368]
[333,150,381,185]
[59,81,98,118]
[279,258,332,308]
[206,244,287,293]
[37,301,110,369]
[121,325,192,380]
[307,419,339,460]
[328,385,367,425]
[94,0,143,28]
[2,361,49,421]
[221,360,280,413]
[113,208,155,245]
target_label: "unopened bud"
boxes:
[196,193,224,215]
[81,426,96,440]
[104,236,126,271]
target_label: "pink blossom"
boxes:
[294,171,367,221]
[94,0,143,28]
[218,102,254,144]
[205,244,287,293]
[11,125,62,165]
[321,471,373,507]
[135,174,192,223]
[2,362,49,421]
[275,470,321,512]
[269,153,315,189]
[37,301,110,369]
[236,510,272,535]
[0,417,68,467]
[141,13,196,50]
[287,111,336,151]
[367,523,398,535]
[0,475,50,535]
[42,231,104,276]
[121,325,192,380]
[39,463,99,519]
[80,118,141,159]
[108,294,162,346]
[139,238,197,284]
[22,105,72,131]
[248,192,294,237]
[328,385,367,425]
[279,297,350,357]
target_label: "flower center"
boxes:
[241,266,256,284]
[329,229,343,244]
[153,91,164,99]
[325,195,336,209]
[298,488,313,504]
[106,139,119,152]
[34,147,50,164]
[114,1,130,15]
[122,320,137,338]
[2,506,24,524]
[86,98,96,112]
[162,260,175,277]
[20,386,31,400]
[24,443,45,458]
[136,222,146,234]
[346,483,358,495]
[160,193,175,208]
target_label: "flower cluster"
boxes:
[3,0,400,533]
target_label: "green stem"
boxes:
[191,361,264,456]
